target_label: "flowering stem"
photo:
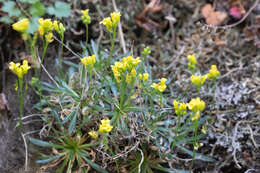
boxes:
[85,24,89,48]
[190,118,199,171]
[58,34,64,78]
[119,82,127,109]
[108,27,117,65]
[41,41,49,63]
[18,77,24,129]
[177,115,181,131]
[89,68,93,88]
[159,92,163,107]
[197,87,201,97]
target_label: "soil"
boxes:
[0,0,260,173]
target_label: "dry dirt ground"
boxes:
[0,0,260,173]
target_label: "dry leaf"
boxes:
[135,0,163,32]
[201,3,227,26]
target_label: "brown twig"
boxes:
[112,0,127,53]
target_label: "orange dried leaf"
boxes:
[201,4,227,26]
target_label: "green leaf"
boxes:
[29,2,45,16]
[47,1,71,18]
[0,16,14,24]
[20,0,39,4]
[27,16,39,34]
[2,1,21,17]
[37,154,64,164]
[68,111,77,135]
[28,137,55,147]
[83,157,108,173]
[51,109,63,128]
[151,164,189,173]
[177,144,214,162]
[62,110,74,124]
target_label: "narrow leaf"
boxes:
[37,154,64,164]
[68,111,77,135]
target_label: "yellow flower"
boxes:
[187,54,196,65]
[38,26,44,35]
[191,112,200,121]
[132,57,141,67]
[81,55,96,67]
[100,17,113,32]
[138,74,143,80]
[207,65,220,80]
[98,119,113,133]
[81,9,89,17]
[12,18,29,33]
[126,74,131,84]
[143,73,149,81]
[111,56,141,83]
[201,124,207,134]
[20,60,30,74]
[139,73,149,81]
[190,75,207,88]
[173,100,187,116]
[151,78,167,92]
[130,68,136,77]
[81,9,91,24]
[188,97,205,113]
[142,46,151,56]
[45,32,53,43]
[53,20,59,31]
[88,131,98,139]
[151,83,158,90]
[38,18,53,35]
[9,60,31,78]
[110,12,121,25]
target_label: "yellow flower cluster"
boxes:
[12,18,29,33]
[190,75,207,88]
[138,73,149,81]
[187,97,205,121]
[111,56,141,83]
[53,20,66,35]
[207,65,220,80]
[45,32,53,43]
[81,55,96,68]
[151,78,167,92]
[88,131,98,139]
[173,100,187,116]
[187,54,197,71]
[98,119,113,133]
[9,60,31,78]
[38,18,53,35]
[81,9,91,25]
[187,54,196,65]
[188,97,205,113]
[142,46,151,57]
[100,12,121,32]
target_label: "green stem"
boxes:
[89,67,93,88]
[197,86,201,97]
[85,24,88,48]
[177,115,181,131]
[41,40,49,63]
[18,77,24,129]
[58,34,64,78]
[108,27,117,65]
[190,118,199,171]
[159,92,163,107]
[119,82,126,109]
